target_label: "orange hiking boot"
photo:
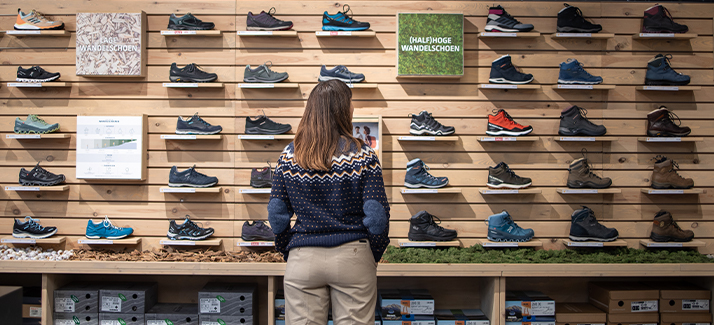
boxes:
[486,109,533,136]
[14,8,64,30]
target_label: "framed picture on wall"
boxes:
[352,116,382,158]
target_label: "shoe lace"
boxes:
[495,109,522,128]
[182,215,205,231]
[582,207,609,230]
[263,7,281,23]
[569,59,595,78]
[576,106,598,126]
[189,165,209,178]
[417,162,442,182]
[426,213,449,232]
[32,66,47,74]
[23,216,46,231]
[261,61,277,74]
[499,9,522,24]
[30,10,50,22]
[661,107,683,127]
[192,113,211,126]
[579,149,603,180]
[662,6,676,23]
[423,112,445,129]
[339,4,356,24]
[102,216,124,231]
[502,163,525,182]
[29,114,49,126]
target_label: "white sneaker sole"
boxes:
[488,77,534,85]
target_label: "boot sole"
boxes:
[318,76,365,83]
[408,233,457,241]
[19,179,64,186]
[250,181,272,188]
[168,182,218,188]
[245,127,291,135]
[651,182,694,189]
[169,76,217,83]
[644,79,690,86]
[567,180,612,189]
[487,236,533,242]
[650,233,694,242]
[556,26,603,33]
[558,128,607,136]
[488,77,533,85]
[409,129,455,136]
[246,25,294,31]
[646,130,691,137]
[13,229,57,239]
[175,129,222,135]
[243,75,289,83]
[404,182,449,189]
[557,79,603,85]
[485,129,533,136]
[487,182,532,189]
[17,76,60,82]
[14,126,60,134]
[569,235,617,242]
[241,235,275,241]
[167,232,214,241]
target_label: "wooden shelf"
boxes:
[6,134,70,139]
[397,136,458,141]
[478,239,542,247]
[345,83,378,89]
[639,239,705,248]
[479,84,541,90]
[633,33,698,39]
[162,83,224,88]
[160,239,222,246]
[5,30,70,36]
[238,134,294,140]
[478,136,539,142]
[640,188,704,195]
[160,30,222,36]
[78,238,141,245]
[635,86,701,91]
[160,187,222,193]
[552,84,616,90]
[236,239,275,247]
[551,33,615,39]
[480,188,541,194]
[562,239,628,247]
[7,82,69,88]
[557,188,622,194]
[400,188,462,194]
[237,30,298,37]
[398,239,461,248]
[638,137,703,142]
[1,236,66,245]
[237,83,299,89]
[238,188,271,194]
[160,134,222,140]
[4,185,68,192]
[478,32,540,38]
[554,136,619,142]
[315,30,375,37]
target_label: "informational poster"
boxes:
[75,12,146,76]
[397,12,464,77]
[76,116,147,180]
[353,122,379,151]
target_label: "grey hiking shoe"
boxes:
[243,61,289,83]
[14,114,59,134]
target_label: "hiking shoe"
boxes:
[569,206,618,242]
[13,216,57,239]
[558,105,606,136]
[408,211,457,241]
[488,162,532,189]
[169,63,218,83]
[409,111,455,136]
[14,114,59,134]
[85,216,133,239]
[14,8,64,30]
[247,7,293,31]
[250,163,272,188]
[487,211,534,242]
[176,113,222,135]
[558,59,603,85]
[642,4,688,34]
[489,55,533,84]
[485,5,533,32]
[168,215,214,240]
[647,106,691,137]
[322,4,370,31]
[167,13,214,30]
[651,155,693,189]
[245,112,291,135]
[486,109,533,136]
[243,61,289,83]
[651,210,693,242]
[319,65,365,83]
[645,54,690,86]
[168,165,218,187]
[505,306,522,320]
[567,153,612,189]
[16,66,60,82]
[241,221,275,241]
[557,4,602,33]
[404,158,448,189]
[19,163,65,186]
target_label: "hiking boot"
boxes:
[322,4,370,31]
[251,163,272,188]
[642,4,688,34]
[646,106,691,137]
[558,59,603,85]
[486,109,533,136]
[243,61,289,83]
[167,13,214,30]
[485,5,533,32]
[246,7,293,31]
[167,215,214,240]
[651,210,694,242]
[489,55,533,84]
[557,4,602,33]
[245,112,291,135]
[19,162,65,186]
[651,155,693,189]
[13,216,57,239]
[558,105,607,136]
[404,158,449,188]
[408,211,457,241]
[488,162,532,189]
[176,113,222,135]
[569,206,618,242]
[487,211,534,242]
[168,165,218,187]
[645,54,690,86]
[85,216,133,239]
[241,221,275,241]
[14,114,59,134]
[169,63,218,83]
[409,111,455,136]
[567,154,612,189]
[319,65,365,83]
[14,8,64,30]
[16,66,60,82]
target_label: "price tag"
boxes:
[646,137,681,142]
[1,238,36,244]
[202,322,222,325]
[647,242,683,247]
[647,189,684,194]
[101,321,122,325]
[239,189,271,194]
[398,136,436,141]
[161,30,197,35]
[238,135,275,140]
[401,189,438,194]
[161,240,196,246]
[6,134,41,139]
[101,296,121,312]
[238,241,274,246]
[682,299,709,310]
[200,297,221,313]
[481,32,517,37]
[80,239,114,244]
[481,84,517,89]
[640,33,675,37]
[55,297,75,312]
[163,83,199,88]
[5,186,40,191]
[631,300,658,312]
[161,135,197,140]
[399,242,436,247]
[480,137,516,142]
[561,189,599,194]
[481,190,519,194]
[556,33,592,37]
[557,84,593,89]
[7,30,41,35]
[559,137,595,141]
[56,320,75,325]
[29,306,41,317]
[238,83,275,88]
[567,241,603,247]
[483,242,518,247]
[8,83,42,87]
[316,31,352,36]
[147,321,169,325]
[238,31,273,35]
[160,188,196,193]
[642,86,679,91]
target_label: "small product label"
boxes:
[238,31,273,35]
[1,238,36,244]
[239,135,275,140]
[146,321,169,325]
[631,300,658,312]
[160,135,197,140]
[401,189,438,194]
[682,299,709,310]
[646,137,681,142]
[562,189,599,194]
[481,137,516,141]
[238,83,274,88]
[6,134,42,139]
[80,239,114,244]
[400,242,436,247]
[484,242,518,247]
[402,299,434,314]
[647,242,683,247]
[557,84,594,89]
[481,84,517,89]
[6,186,40,191]
[29,306,41,317]
[568,241,603,247]
[640,33,675,37]
[200,297,221,313]
[163,83,198,88]
[647,190,684,194]
[160,188,196,193]
[8,30,42,34]
[100,321,128,325]
[161,30,197,35]
[55,320,75,325]
[8,82,42,87]
[55,297,75,312]
[482,32,517,37]
[161,240,196,246]
[239,189,271,194]
[238,241,274,246]
[682,323,710,325]
[202,322,221,325]
[556,33,592,37]
[482,190,519,194]
[559,137,595,141]
[643,86,678,91]
[530,300,556,315]
[398,136,436,141]
[102,296,122,312]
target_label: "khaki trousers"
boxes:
[284,240,378,325]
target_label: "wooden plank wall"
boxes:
[0,0,713,253]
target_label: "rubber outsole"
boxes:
[646,130,691,137]
[241,235,275,241]
[169,76,217,83]
[568,235,617,242]
[322,25,370,31]
[250,181,272,188]
[403,181,449,189]
[16,76,60,82]
[168,182,218,188]
[487,182,532,189]
[175,130,222,135]
[12,229,57,239]
[488,77,534,85]
[246,25,294,31]
[558,129,607,136]
[408,233,457,241]
[243,75,289,83]
[567,180,612,189]
[85,234,131,240]
[19,179,64,186]
[14,23,65,31]
[556,26,603,33]
[409,129,455,136]
[14,126,59,134]
[245,127,291,135]
[651,182,694,189]
[557,79,603,85]
[644,79,690,86]
[167,232,214,241]
[650,233,694,242]
[318,76,365,83]
[487,236,534,242]
[484,25,534,33]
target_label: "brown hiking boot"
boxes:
[567,156,612,189]
[651,210,694,242]
[647,106,691,137]
[651,155,693,189]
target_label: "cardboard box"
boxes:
[22,304,41,318]
[200,314,254,325]
[54,283,101,314]
[588,283,659,314]
[506,317,556,325]
[53,313,99,325]
[199,283,256,316]
[661,313,712,325]
[383,315,435,325]
[276,313,380,325]
[606,312,659,325]
[380,289,435,319]
[436,309,490,325]
[0,286,22,325]
[145,303,198,325]
[657,283,711,313]
[98,313,144,325]
[99,282,157,314]
[556,303,606,325]
[506,291,556,321]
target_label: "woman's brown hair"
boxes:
[294,80,363,171]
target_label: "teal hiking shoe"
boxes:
[85,216,133,239]
[486,211,534,242]
[14,114,59,134]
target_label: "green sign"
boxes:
[397,12,464,77]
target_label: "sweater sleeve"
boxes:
[268,151,294,261]
[360,148,391,262]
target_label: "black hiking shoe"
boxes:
[167,215,215,240]
[16,66,60,82]
[569,206,619,242]
[247,7,293,31]
[558,105,607,136]
[557,3,602,33]
[245,112,291,135]
[169,63,218,83]
[13,216,57,239]
[408,211,457,241]
[168,165,218,187]
[176,113,222,135]
[19,162,65,186]
[167,13,214,30]
[409,111,455,136]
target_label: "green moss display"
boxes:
[397,13,463,76]
[381,245,714,264]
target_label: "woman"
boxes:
[268,80,390,325]
[363,125,375,148]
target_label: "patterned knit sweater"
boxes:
[267,141,390,262]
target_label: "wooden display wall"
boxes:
[1,0,713,253]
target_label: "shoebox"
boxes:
[99,282,158,314]
[199,282,256,316]
[98,313,144,325]
[145,303,199,325]
[54,283,100,313]
[0,286,22,325]
[556,303,606,325]
[506,291,556,321]
[606,312,659,325]
[23,286,42,319]
[275,291,285,320]
[383,315,435,325]
[506,316,556,325]
[656,282,711,313]
[379,289,435,319]
[52,313,99,325]
[661,312,712,325]
[435,309,490,325]
[588,282,659,314]
[326,308,380,325]
[200,314,254,325]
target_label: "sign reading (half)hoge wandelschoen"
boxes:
[397,12,464,77]
[75,12,146,77]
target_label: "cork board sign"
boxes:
[75,12,146,77]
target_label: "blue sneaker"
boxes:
[486,211,534,242]
[318,65,365,83]
[558,59,603,85]
[645,54,690,86]
[404,158,449,188]
[322,4,370,31]
[176,113,222,135]
[85,216,133,239]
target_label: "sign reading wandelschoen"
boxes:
[397,13,464,77]
[75,12,146,77]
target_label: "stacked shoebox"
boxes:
[275,291,381,325]
[53,283,101,325]
[98,282,157,325]
[589,282,659,325]
[436,309,490,325]
[556,303,606,325]
[657,283,711,325]
[145,303,198,325]
[506,291,556,325]
[0,286,22,325]
[199,282,256,325]
[379,289,435,324]
[22,287,42,325]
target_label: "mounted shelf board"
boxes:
[479,84,541,90]
[398,239,461,248]
[345,83,378,89]
[633,33,698,39]
[236,239,275,247]
[78,238,141,245]
[478,136,539,142]
[237,30,298,37]
[237,83,299,89]
[557,188,622,194]
[160,134,222,140]
[478,32,540,38]
[400,188,462,194]
[555,136,619,142]
[635,86,701,91]
[562,239,628,247]
[7,82,69,88]
[161,30,221,36]
[640,188,704,195]
[478,239,542,248]
[238,188,271,194]
[4,185,69,192]
[5,30,70,36]
[551,33,615,39]
[162,83,224,88]
[552,84,616,90]
[160,187,222,193]
[238,134,295,140]
[398,136,458,142]
[480,188,542,194]
[315,30,376,37]
[6,134,70,139]
[1,236,66,245]
[639,239,705,248]
[160,239,222,246]
[638,137,703,143]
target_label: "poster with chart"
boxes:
[76,115,147,180]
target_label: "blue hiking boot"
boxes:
[85,216,134,239]
[322,4,370,31]
[404,158,449,189]
[486,211,534,242]
[558,59,603,85]
[489,55,533,84]
[645,54,690,86]
[318,65,365,83]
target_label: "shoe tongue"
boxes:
[655,209,669,219]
